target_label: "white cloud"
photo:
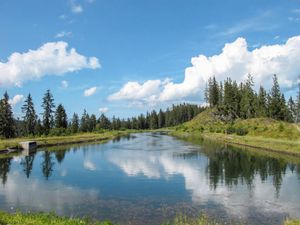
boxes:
[71,3,83,14]
[84,86,97,96]
[55,31,72,38]
[108,79,163,102]
[61,80,69,88]
[99,107,109,113]
[8,94,24,106]
[109,35,300,104]
[0,41,100,87]
[83,159,96,171]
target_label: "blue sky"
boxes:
[0,0,300,119]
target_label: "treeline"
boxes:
[0,89,205,138]
[205,74,300,122]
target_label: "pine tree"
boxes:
[71,113,79,133]
[257,86,267,117]
[55,104,68,128]
[240,74,255,119]
[89,114,97,131]
[158,109,165,128]
[98,113,111,129]
[288,97,296,122]
[41,90,55,134]
[80,110,89,132]
[269,75,282,120]
[0,92,15,138]
[22,94,37,135]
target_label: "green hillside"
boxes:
[172,108,300,155]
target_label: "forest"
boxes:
[0,89,205,138]
[0,74,299,139]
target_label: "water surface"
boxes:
[0,133,300,224]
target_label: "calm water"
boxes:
[0,132,300,225]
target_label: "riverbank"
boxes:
[169,108,300,156]
[0,211,298,225]
[0,130,133,152]
[170,130,300,156]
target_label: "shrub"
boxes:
[235,127,248,136]
[278,123,284,132]
[226,126,235,134]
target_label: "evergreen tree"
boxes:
[89,114,97,131]
[80,110,89,132]
[0,92,15,138]
[240,74,255,119]
[71,113,79,133]
[257,86,267,117]
[98,113,111,129]
[288,97,296,122]
[269,75,282,120]
[208,76,219,107]
[158,109,165,128]
[22,94,37,136]
[41,90,55,134]
[55,104,68,128]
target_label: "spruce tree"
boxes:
[98,113,111,129]
[269,75,282,120]
[71,113,79,133]
[55,104,68,128]
[257,86,267,117]
[42,90,55,134]
[0,92,15,138]
[22,94,37,135]
[240,74,255,119]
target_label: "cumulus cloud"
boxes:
[55,31,72,38]
[109,35,300,104]
[84,86,97,96]
[108,79,167,105]
[61,80,69,88]
[8,94,24,106]
[99,107,109,113]
[0,41,100,87]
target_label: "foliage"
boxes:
[21,94,37,136]
[41,90,55,135]
[205,74,297,123]
[0,92,15,138]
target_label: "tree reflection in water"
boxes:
[0,158,12,186]
[21,153,36,178]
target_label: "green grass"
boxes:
[0,211,114,225]
[0,212,298,225]
[171,108,300,155]
[0,130,134,151]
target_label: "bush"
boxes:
[278,123,284,132]
[226,126,235,134]
[235,127,248,136]
[49,128,67,136]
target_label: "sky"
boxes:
[0,0,300,119]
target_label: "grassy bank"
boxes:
[0,130,133,152]
[170,109,300,156]
[0,212,299,225]
[0,211,114,225]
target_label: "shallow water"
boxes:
[0,132,299,224]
